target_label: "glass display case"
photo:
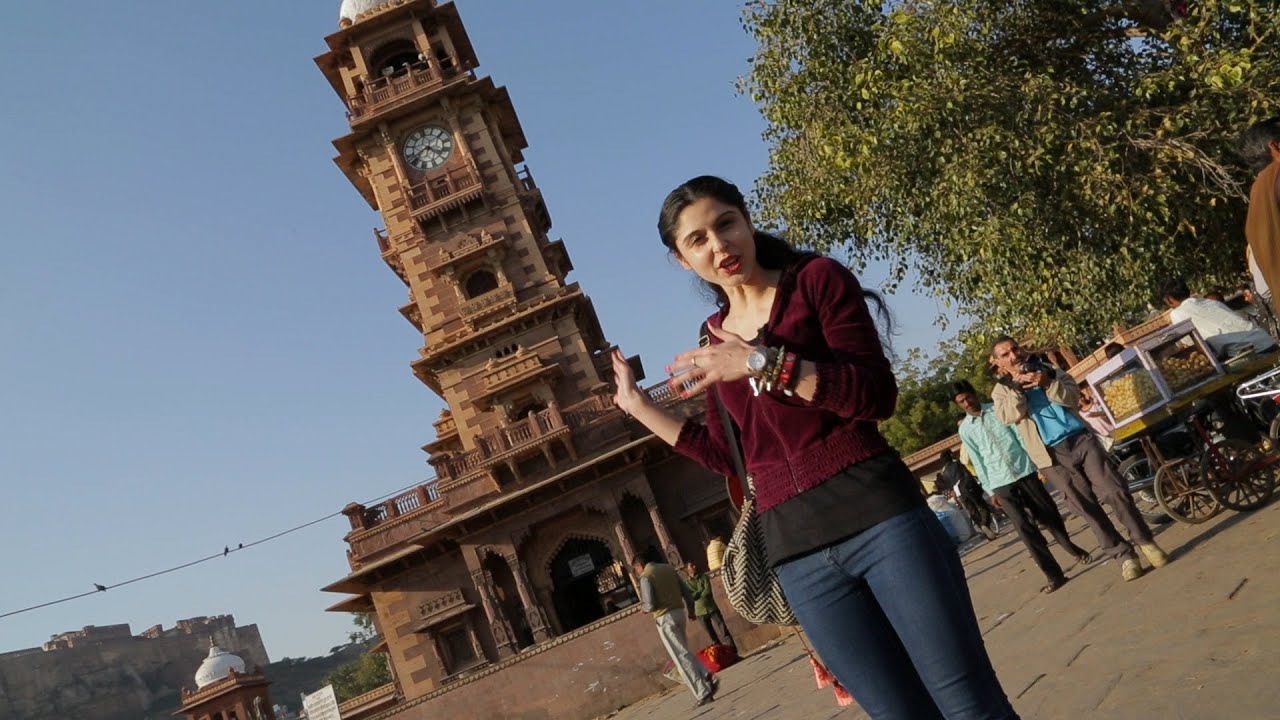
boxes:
[1085,347,1171,427]
[1134,319,1224,397]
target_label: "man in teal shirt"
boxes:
[953,380,1091,593]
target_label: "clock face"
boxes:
[403,125,455,171]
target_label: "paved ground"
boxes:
[605,499,1280,719]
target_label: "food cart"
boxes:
[1087,321,1278,522]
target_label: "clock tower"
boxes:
[317,0,617,508]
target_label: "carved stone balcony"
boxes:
[399,298,423,332]
[472,353,562,407]
[429,407,572,490]
[516,166,550,234]
[407,166,484,221]
[459,284,517,326]
[426,226,507,275]
[339,380,703,566]
[375,228,409,286]
[348,60,443,123]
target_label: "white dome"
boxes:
[195,644,246,688]
[340,0,396,24]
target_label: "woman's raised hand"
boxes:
[611,349,647,416]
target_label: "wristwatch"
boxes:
[746,347,769,377]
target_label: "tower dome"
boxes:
[194,642,246,689]
[339,0,397,25]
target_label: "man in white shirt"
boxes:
[1161,278,1276,358]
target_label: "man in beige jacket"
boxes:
[989,336,1168,581]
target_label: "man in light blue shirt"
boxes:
[953,380,1090,594]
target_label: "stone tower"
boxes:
[317,3,743,712]
[317,0,616,511]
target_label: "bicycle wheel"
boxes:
[1118,455,1168,522]
[1153,459,1221,524]
[1200,440,1279,512]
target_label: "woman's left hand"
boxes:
[668,325,756,397]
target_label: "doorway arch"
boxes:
[548,537,628,632]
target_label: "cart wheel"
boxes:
[1200,439,1278,512]
[1153,459,1221,524]
[1118,455,1168,522]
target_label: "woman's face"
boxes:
[671,196,757,288]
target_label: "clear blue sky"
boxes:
[0,2,953,661]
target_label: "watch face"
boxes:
[747,350,768,373]
[403,125,454,171]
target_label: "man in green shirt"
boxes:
[953,381,1091,593]
[683,561,735,651]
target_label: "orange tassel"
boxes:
[833,681,854,707]
[809,655,834,689]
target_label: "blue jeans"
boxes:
[775,506,1019,720]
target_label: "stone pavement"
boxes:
[605,499,1280,719]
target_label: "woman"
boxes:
[610,176,1019,720]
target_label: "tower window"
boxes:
[464,270,498,299]
[369,39,422,78]
[435,46,456,73]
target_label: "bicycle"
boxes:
[1153,395,1278,523]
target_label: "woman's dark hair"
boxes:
[1238,116,1280,174]
[657,175,892,340]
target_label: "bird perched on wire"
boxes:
[93,584,107,592]
[224,546,229,557]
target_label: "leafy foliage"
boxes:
[742,0,1280,343]
[323,613,392,703]
[880,336,996,454]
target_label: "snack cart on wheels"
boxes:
[1087,320,1280,524]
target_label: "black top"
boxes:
[760,451,925,568]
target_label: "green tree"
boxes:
[323,613,392,703]
[880,336,997,454]
[742,0,1280,344]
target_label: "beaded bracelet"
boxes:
[777,352,798,396]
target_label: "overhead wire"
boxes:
[0,480,426,620]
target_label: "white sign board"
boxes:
[568,553,595,578]
[303,685,341,720]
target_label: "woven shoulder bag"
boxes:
[713,386,798,626]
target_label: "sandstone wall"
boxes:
[368,574,783,720]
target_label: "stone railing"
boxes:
[337,682,397,715]
[359,479,442,528]
[482,355,543,390]
[348,61,440,120]
[516,165,537,193]
[419,589,467,621]
[344,377,704,551]
[460,285,516,320]
[407,166,483,219]
[428,230,505,273]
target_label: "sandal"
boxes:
[1041,576,1068,594]
[1074,551,1093,566]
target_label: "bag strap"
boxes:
[700,320,751,501]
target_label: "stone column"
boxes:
[470,569,516,658]
[632,482,681,566]
[505,553,552,642]
[647,503,681,566]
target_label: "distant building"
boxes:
[0,615,268,720]
[177,641,276,720]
